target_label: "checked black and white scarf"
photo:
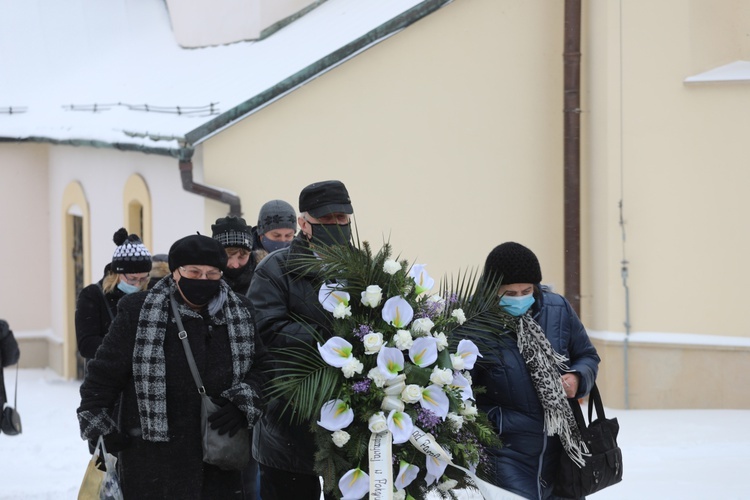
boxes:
[133,277,256,442]
[517,314,588,467]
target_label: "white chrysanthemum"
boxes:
[460,400,478,420]
[342,358,364,378]
[451,308,466,325]
[411,317,434,334]
[433,332,449,351]
[333,302,352,319]
[383,259,401,275]
[446,412,464,431]
[438,479,458,492]
[332,430,351,447]
[394,330,414,350]
[360,285,383,308]
[367,367,387,388]
[393,490,407,500]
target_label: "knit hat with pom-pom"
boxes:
[483,242,542,286]
[111,227,152,274]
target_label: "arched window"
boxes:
[123,174,152,250]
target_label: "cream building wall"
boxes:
[583,0,750,408]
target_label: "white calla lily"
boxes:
[339,468,370,500]
[424,453,449,486]
[420,384,450,418]
[395,460,420,490]
[376,346,404,380]
[455,339,482,370]
[409,264,435,295]
[451,371,474,400]
[408,336,438,367]
[387,410,414,444]
[317,399,354,431]
[381,296,414,328]
[319,283,350,313]
[317,337,353,368]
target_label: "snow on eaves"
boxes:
[0,0,447,155]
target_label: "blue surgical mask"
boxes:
[261,238,292,253]
[499,293,535,317]
[117,281,141,294]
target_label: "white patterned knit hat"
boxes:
[111,227,152,274]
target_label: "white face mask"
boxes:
[499,293,535,317]
[117,281,141,294]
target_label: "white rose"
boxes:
[362,332,384,354]
[332,430,351,448]
[451,308,466,325]
[433,332,449,351]
[333,302,352,319]
[446,412,464,430]
[429,367,454,387]
[360,285,383,308]
[393,330,414,350]
[367,367,387,388]
[411,317,434,335]
[400,384,423,404]
[438,479,458,492]
[381,396,405,412]
[383,259,401,275]
[460,401,478,419]
[393,490,406,500]
[368,412,388,433]
[451,353,465,371]
[342,358,364,379]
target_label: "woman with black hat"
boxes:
[75,228,152,360]
[470,242,600,499]
[77,233,268,498]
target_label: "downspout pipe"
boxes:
[563,0,582,315]
[178,148,242,217]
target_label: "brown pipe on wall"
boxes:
[563,0,582,315]
[178,158,242,217]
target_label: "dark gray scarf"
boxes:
[517,314,587,467]
[133,277,255,441]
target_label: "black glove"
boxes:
[89,433,131,454]
[208,397,247,437]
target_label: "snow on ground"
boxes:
[1,368,748,499]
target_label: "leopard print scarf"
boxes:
[517,314,587,467]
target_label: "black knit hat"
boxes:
[168,234,228,272]
[211,216,253,251]
[257,199,297,235]
[299,180,353,218]
[483,242,542,285]
[111,228,152,274]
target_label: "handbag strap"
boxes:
[12,362,18,409]
[97,283,116,322]
[568,382,607,429]
[169,296,206,395]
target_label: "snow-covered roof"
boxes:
[0,0,449,156]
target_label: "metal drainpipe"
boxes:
[178,149,242,217]
[563,0,582,316]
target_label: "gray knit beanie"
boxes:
[257,200,297,236]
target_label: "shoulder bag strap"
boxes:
[587,383,607,424]
[97,283,115,322]
[169,295,205,395]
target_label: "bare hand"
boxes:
[561,373,580,398]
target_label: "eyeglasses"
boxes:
[123,274,149,285]
[179,266,223,280]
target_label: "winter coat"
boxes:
[1,320,20,407]
[221,229,269,297]
[75,279,125,359]
[471,289,600,500]
[248,234,333,474]
[77,284,269,499]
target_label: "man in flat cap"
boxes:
[248,180,354,500]
[78,234,268,498]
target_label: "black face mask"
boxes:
[177,277,222,306]
[223,263,248,280]
[310,223,351,248]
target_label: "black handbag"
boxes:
[1,362,22,436]
[170,297,250,471]
[554,383,623,498]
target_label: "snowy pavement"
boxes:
[1,368,748,499]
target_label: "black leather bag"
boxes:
[554,384,623,498]
[1,357,22,436]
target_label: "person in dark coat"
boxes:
[77,234,268,499]
[248,180,354,500]
[1,319,20,409]
[147,253,170,290]
[75,228,152,360]
[469,242,600,500]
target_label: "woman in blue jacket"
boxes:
[473,242,600,499]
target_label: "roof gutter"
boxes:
[177,148,242,216]
[184,0,454,145]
